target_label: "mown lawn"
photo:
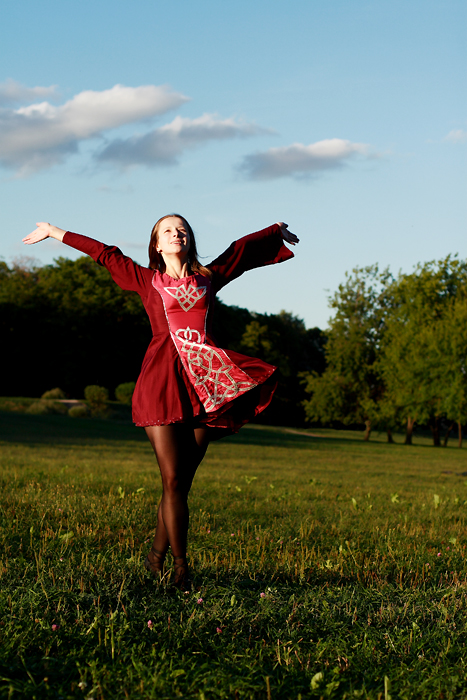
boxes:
[1,412,466,699]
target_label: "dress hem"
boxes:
[132,366,275,429]
[133,367,277,434]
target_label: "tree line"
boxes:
[302,257,467,446]
[5,253,463,440]
[0,255,325,426]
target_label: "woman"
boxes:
[23,216,298,588]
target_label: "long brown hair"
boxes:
[148,214,212,278]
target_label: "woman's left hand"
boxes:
[277,222,299,246]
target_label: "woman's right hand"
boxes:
[22,222,66,245]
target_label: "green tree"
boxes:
[212,302,326,426]
[0,256,150,398]
[437,296,467,447]
[303,266,392,440]
[115,382,136,404]
[84,385,109,415]
[377,257,467,445]
[1,257,325,425]
[240,320,278,364]
[240,312,326,425]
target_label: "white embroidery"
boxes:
[164,284,206,312]
[174,327,256,412]
[152,273,258,414]
[175,327,202,343]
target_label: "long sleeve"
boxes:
[208,223,294,294]
[63,231,153,296]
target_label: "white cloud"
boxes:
[0,79,59,106]
[239,138,371,180]
[96,114,270,168]
[0,84,188,175]
[444,129,467,144]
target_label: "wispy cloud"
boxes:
[239,138,372,180]
[0,84,188,175]
[444,129,467,144]
[96,114,270,168]
[97,184,134,195]
[0,79,59,106]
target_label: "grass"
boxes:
[1,412,467,699]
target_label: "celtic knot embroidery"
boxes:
[174,327,256,412]
[175,327,202,343]
[164,284,206,312]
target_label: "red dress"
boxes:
[63,224,294,435]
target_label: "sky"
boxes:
[1,0,466,329]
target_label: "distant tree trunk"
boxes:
[363,420,371,441]
[443,422,455,447]
[405,416,415,445]
[459,422,463,449]
[387,429,394,444]
[429,417,441,447]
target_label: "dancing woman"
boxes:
[23,216,298,588]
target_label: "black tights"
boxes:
[145,423,210,561]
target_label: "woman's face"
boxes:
[156,216,191,257]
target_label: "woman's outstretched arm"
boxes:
[208,221,299,293]
[23,221,152,295]
[23,222,66,245]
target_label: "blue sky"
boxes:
[1,0,465,328]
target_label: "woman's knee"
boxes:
[161,471,183,496]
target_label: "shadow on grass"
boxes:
[0,411,330,450]
[0,410,147,446]
[0,410,442,453]
[225,424,402,451]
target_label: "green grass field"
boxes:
[1,412,467,699]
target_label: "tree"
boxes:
[303,266,393,440]
[240,320,280,366]
[437,296,467,447]
[377,257,467,445]
[1,258,325,425]
[115,382,136,404]
[239,311,326,426]
[0,256,150,398]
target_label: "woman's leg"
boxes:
[144,503,169,574]
[144,423,210,583]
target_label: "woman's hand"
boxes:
[22,222,66,245]
[276,222,299,246]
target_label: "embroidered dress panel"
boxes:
[164,283,207,312]
[152,273,257,412]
